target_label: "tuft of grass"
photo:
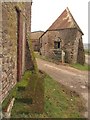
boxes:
[71,63,90,71]
[17,71,31,87]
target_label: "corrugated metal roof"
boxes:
[48,7,83,35]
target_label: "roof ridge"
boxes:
[66,7,83,34]
[48,7,83,35]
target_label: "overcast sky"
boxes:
[31,0,89,43]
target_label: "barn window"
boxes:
[54,41,60,49]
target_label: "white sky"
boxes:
[31,0,89,43]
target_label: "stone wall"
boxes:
[0,2,2,103]
[0,2,33,103]
[32,39,40,51]
[25,39,34,71]
[40,28,85,64]
[76,31,85,65]
[31,31,44,51]
[40,32,49,56]
[2,2,18,102]
[59,29,78,63]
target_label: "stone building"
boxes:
[0,2,34,103]
[31,31,44,51]
[40,7,85,64]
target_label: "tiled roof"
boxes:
[48,7,83,35]
[31,31,44,40]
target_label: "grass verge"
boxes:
[44,74,85,118]
[35,52,90,71]
[10,71,85,118]
[2,71,31,112]
[71,63,90,71]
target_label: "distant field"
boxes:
[84,43,90,55]
[84,43,90,50]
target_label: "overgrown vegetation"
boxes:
[10,70,44,118]
[71,63,90,71]
[27,35,38,73]
[10,71,85,118]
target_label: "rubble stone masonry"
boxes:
[40,29,85,64]
[0,2,33,102]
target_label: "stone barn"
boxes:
[0,2,34,103]
[31,31,44,51]
[40,7,85,65]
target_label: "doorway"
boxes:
[16,7,22,81]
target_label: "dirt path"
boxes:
[36,58,88,118]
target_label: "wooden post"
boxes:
[62,50,65,63]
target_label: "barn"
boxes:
[40,7,85,64]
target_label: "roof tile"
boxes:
[48,7,83,34]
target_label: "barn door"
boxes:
[16,8,23,81]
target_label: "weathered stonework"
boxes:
[0,2,33,103]
[0,2,3,105]
[40,8,85,65]
[31,31,44,51]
